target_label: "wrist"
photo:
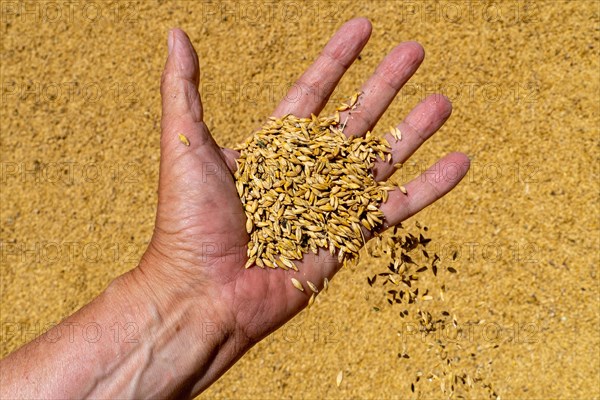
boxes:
[105,252,253,397]
[132,240,248,345]
[105,266,231,397]
[110,259,231,348]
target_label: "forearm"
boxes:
[0,264,246,399]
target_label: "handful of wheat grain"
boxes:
[234,108,397,272]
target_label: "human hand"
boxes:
[0,18,470,399]
[132,17,470,394]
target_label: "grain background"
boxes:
[1,1,598,398]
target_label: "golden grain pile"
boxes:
[234,105,399,274]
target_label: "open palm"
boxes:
[142,18,470,363]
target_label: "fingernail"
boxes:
[167,30,174,55]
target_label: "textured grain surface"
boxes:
[236,111,394,270]
[1,1,598,398]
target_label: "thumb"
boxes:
[156,28,236,214]
[158,28,231,186]
[160,28,213,149]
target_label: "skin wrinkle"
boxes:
[139,247,198,300]
[184,83,202,122]
[160,81,200,122]
[148,230,232,270]
[230,275,263,345]
[375,44,424,91]
[207,137,239,179]
[403,119,424,144]
[293,74,333,106]
[217,275,249,343]
[303,38,365,101]
[157,138,240,221]
[237,293,279,344]
[321,21,371,69]
[321,47,355,71]
[286,56,343,115]
[408,99,451,138]
[219,148,240,173]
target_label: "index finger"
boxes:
[271,17,372,118]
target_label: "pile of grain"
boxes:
[234,108,397,273]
